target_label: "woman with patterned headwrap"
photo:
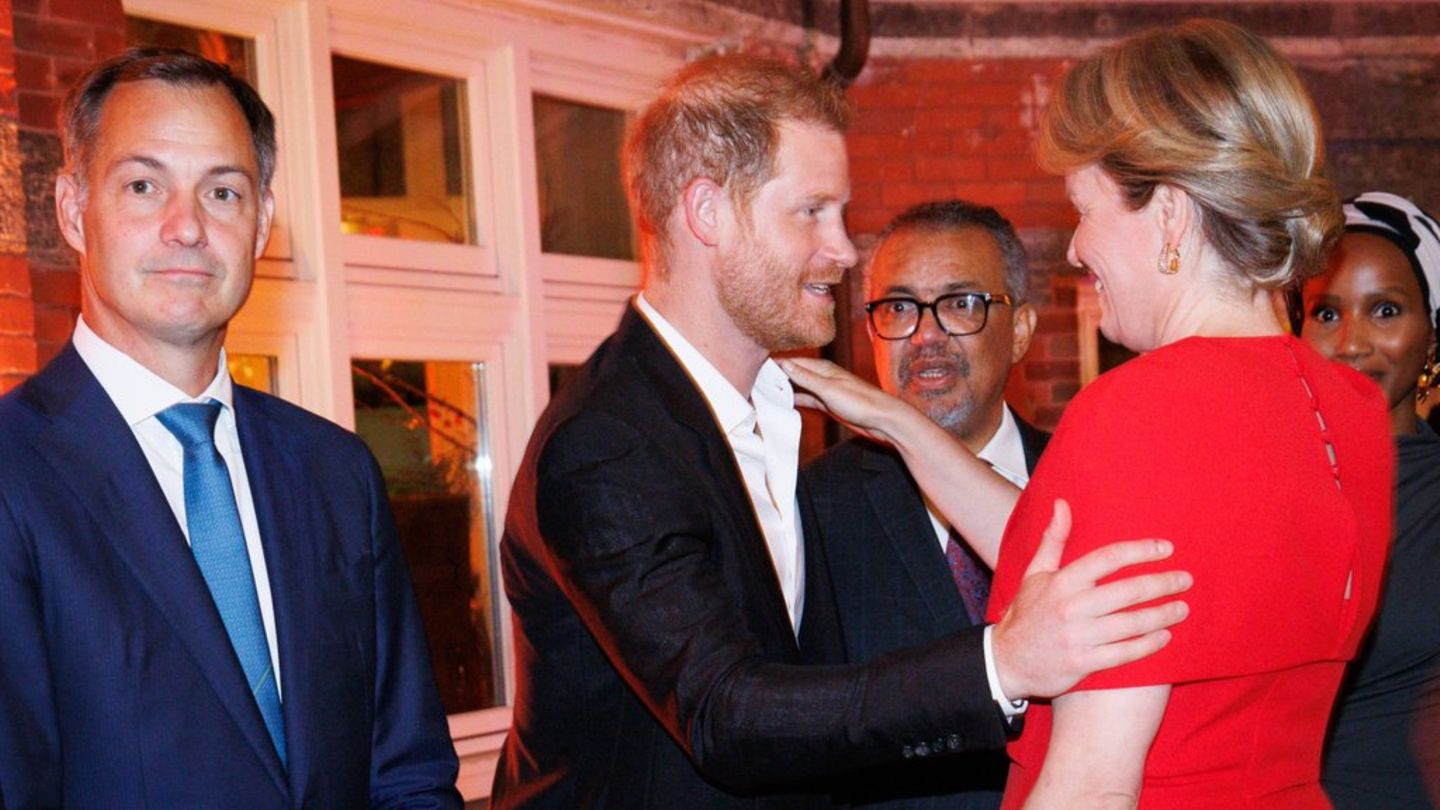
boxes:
[1301,191,1440,808]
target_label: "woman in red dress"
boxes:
[785,19,1393,809]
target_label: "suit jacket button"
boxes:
[914,743,931,758]
[901,745,915,758]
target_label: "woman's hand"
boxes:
[780,355,1019,566]
[777,356,921,446]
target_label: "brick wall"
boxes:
[841,57,1082,429]
[1,0,1437,415]
[0,0,32,394]
[838,38,1440,431]
[8,0,124,384]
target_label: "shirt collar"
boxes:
[977,405,1029,487]
[635,294,791,435]
[925,405,1030,537]
[72,315,235,427]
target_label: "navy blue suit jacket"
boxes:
[802,414,1049,809]
[0,345,461,808]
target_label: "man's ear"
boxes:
[55,173,87,257]
[1011,302,1038,364]
[680,177,725,248]
[254,189,275,260]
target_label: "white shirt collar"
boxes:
[634,294,806,630]
[72,315,234,426]
[633,294,794,430]
[926,405,1032,545]
[977,406,1030,488]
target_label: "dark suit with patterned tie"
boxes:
[802,412,1049,809]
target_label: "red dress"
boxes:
[987,336,1393,809]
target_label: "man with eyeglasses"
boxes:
[803,200,1048,809]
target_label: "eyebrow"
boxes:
[1369,285,1420,297]
[1312,285,1417,301]
[878,280,985,297]
[110,154,256,182]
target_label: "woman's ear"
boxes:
[1152,183,1197,249]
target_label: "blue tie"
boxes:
[157,401,286,766]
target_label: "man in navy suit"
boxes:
[805,200,1048,808]
[0,49,460,807]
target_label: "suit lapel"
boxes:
[1013,410,1051,475]
[233,389,317,798]
[621,309,800,654]
[23,347,290,795]
[861,446,971,631]
[795,477,845,664]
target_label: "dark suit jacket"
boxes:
[0,345,461,809]
[802,414,1049,809]
[492,306,1008,808]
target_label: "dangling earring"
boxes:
[1157,244,1181,275]
[1419,350,1440,403]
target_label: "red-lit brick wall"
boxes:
[841,57,1083,430]
[6,0,124,387]
[0,0,29,394]
[837,38,1440,431]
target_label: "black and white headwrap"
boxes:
[1344,191,1440,333]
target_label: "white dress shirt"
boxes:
[73,317,282,696]
[924,405,1031,552]
[635,295,806,632]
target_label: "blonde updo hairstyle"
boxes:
[1038,19,1342,289]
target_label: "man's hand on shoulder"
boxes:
[991,499,1192,701]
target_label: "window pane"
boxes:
[227,353,277,395]
[533,94,634,260]
[352,359,500,713]
[333,56,474,245]
[125,16,255,84]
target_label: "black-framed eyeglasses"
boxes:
[864,292,1015,340]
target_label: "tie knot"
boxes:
[156,401,223,449]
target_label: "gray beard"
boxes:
[927,396,976,438]
[899,350,976,436]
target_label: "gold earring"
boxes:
[1419,354,1440,403]
[1157,244,1181,275]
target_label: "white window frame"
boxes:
[328,0,688,798]
[123,0,692,800]
[345,283,522,797]
[329,12,506,291]
[125,0,297,270]
[527,46,678,363]
[122,0,355,421]
[227,276,319,404]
